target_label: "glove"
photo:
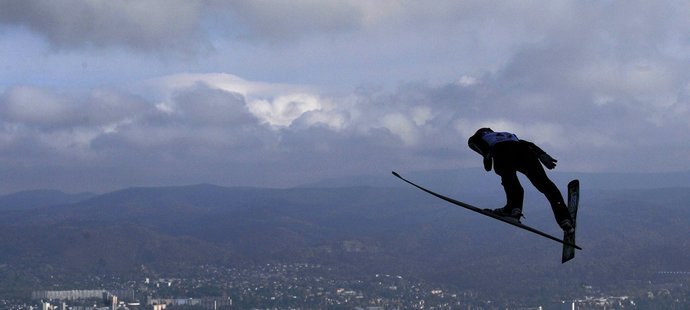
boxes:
[483,155,492,172]
[539,153,557,169]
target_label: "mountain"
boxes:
[300,168,690,193]
[0,185,439,275]
[0,173,689,299]
[0,189,94,211]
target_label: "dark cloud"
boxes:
[0,86,151,130]
[1,57,690,193]
[0,0,206,52]
[171,84,257,126]
[0,0,368,52]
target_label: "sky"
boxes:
[1,0,689,193]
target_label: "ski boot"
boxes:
[485,207,524,223]
[559,219,575,234]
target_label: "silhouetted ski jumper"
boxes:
[468,128,573,232]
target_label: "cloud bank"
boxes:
[1,1,689,192]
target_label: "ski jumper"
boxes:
[468,130,572,224]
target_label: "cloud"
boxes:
[221,0,364,42]
[0,86,148,130]
[0,86,73,128]
[0,0,374,52]
[0,1,569,53]
[151,73,347,130]
[0,86,153,162]
[0,82,280,191]
[0,75,449,191]
[2,57,690,193]
[171,85,255,126]
[248,94,322,127]
[2,1,690,193]
[0,0,205,52]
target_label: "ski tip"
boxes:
[391,171,401,178]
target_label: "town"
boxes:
[1,263,689,309]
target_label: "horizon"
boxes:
[3,168,690,196]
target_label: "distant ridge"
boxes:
[554,170,690,190]
[298,168,690,193]
[3,170,687,203]
[0,189,94,211]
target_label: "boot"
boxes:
[485,207,523,223]
[559,219,575,234]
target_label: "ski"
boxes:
[392,171,582,251]
[561,180,580,263]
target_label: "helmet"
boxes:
[474,127,493,136]
[468,127,492,155]
[468,127,494,171]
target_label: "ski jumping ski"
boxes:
[561,180,580,263]
[392,171,582,253]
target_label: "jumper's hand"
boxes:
[483,155,492,172]
[539,154,557,169]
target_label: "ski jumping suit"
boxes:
[468,130,572,224]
